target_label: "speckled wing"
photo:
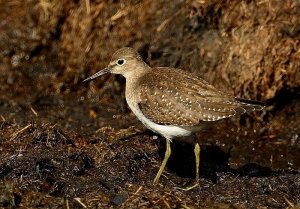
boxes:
[137,67,263,126]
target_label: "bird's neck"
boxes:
[123,62,151,81]
[124,62,150,104]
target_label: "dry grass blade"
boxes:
[85,0,90,15]
[30,106,38,117]
[74,198,88,208]
[10,124,32,140]
[110,6,130,21]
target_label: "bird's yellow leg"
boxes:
[194,143,200,182]
[153,138,171,185]
[177,143,200,191]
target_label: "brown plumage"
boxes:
[136,67,262,126]
[83,47,264,185]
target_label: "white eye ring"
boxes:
[116,59,126,66]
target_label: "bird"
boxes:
[83,47,263,185]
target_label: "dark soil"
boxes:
[0,0,299,208]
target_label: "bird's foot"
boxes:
[174,179,200,191]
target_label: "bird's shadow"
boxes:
[157,137,283,183]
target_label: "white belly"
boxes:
[128,102,196,140]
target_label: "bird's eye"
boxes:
[116,59,126,66]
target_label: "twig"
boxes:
[162,198,171,209]
[157,7,184,32]
[110,6,130,21]
[30,106,38,117]
[181,204,192,209]
[93,144,102,155]
[0,115,5,122]
[66,199,70,209]
[11,124,32,140]
[284,196,294,208]
[121,186,143,206]
[85,0,91,15]
[74,198,88,208]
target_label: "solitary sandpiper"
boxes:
[83,47,263,185]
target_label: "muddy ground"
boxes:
[0,0,300,208]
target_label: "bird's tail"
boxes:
[234,97,265,112]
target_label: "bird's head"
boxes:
[83,47,148,82]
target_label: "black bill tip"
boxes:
[82,68,111,83]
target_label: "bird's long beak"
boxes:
[82,67,111,82]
